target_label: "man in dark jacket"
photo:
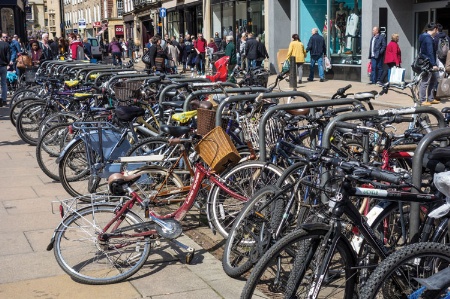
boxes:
[0,32,11,106]
[419,22,439,105]
[225,35,237,82]
[214,32,222,49]
[306,28,326,82]
[245,33,258,70]
[433,23,450,67]
[368,26,387,84]
[255,36,269,67]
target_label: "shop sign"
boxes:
[93,22,101,28]
[115,25,124,35]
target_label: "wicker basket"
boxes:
[113,80,143,100]
[197,108,217,136]
[195,126,241,174]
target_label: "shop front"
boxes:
[210,0,265,41]
[0,0,26,39]
[123,13,135,43]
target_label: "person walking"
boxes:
[39,33,54,62]
[238,33,247,70]
[214,32,222,49]
[30,41,42,66]
[166,41,180,73]
[379,33,401,84]
[368,26,387,85]
[245,32,258,70]
[9,34,21,78]
[68,33,83,60]
[224,35,237,82]
[127,38,135,60]
[82,37,92,60]
[255,36,269,68]
[0,33,11,107]
[419,22,439,105]
[286,33,306,84]
[108,37,123,66]
[194,33,207,75]
[306,28,326,82]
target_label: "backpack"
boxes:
[437,37,449,60]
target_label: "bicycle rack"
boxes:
[257,97,365,161]
[411,127,450,242]
[322,106,446,241]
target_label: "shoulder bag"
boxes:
[436,75,450,99]
[141,49,152,65]
[16,54,32,69]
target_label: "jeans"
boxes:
[370,57,383,83]
[195,53,205,74]
[308,55,324,80]
[247,59,256,71]
[419,71,437,102]
[0,65,7,103]
[296,62,304,81]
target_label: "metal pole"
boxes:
[289,56,297,90]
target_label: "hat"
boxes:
[226,35,233,41]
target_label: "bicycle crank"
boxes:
[152,218,183,239]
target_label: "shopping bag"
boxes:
[324,56,332,72]
[389,66,405,84]
[281,59,290,73]
[436,77,450,99]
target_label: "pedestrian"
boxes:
[39,33,54,62]
[30,41,42,66]
[170,36,179,48]
[433,23,450,85]
[166,40,179,73]
[148,36,169,73]
[194,33,207,75]
[127,38,135,60]
[58,37,68,56]
[108,37,123,66]
[83,37,92,60]
[238,33,247,70]
[49,38,58,58]
[224,35,237,82]
[68,33,83,60]
[286,33,306,84]
[9,34,21,78]
[214,32,221,49]
[306,28,326,82]
[177,37,184,65]
[255,36,269,68]
[0,33,11,106]
[379,33,401,84]
[368,26,387,85]
[134,39,141,60]
[27,34,37,52]
[419,22,439,105]
[183,34,194,72]
[207,38,218,53]
[245,32,258,70]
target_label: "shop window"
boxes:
[117,0,123,17]
[1,8,15,37]
[212,4,221,38]
[300,0,361,65]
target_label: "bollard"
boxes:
[289,56,297,90]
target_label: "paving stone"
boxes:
[0,232,33,255]
[0,186,37,201]
[152,288,222,299]
[0,275,142,299]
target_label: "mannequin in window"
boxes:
[345,8,359,54]
[335,2,347,54]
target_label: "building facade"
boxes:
[0,0,27,39]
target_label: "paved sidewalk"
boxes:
[0,105,261,298]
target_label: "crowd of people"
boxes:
[142,32,268,77]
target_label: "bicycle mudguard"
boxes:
[56,134,84,164]
[415,267,450,290]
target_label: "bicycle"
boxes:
[240,144,440,298]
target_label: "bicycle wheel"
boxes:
[222,186,286,278]
[58,138,95,197]
[36,123,75,181]
[360,242,450,299]
[10,96,43,127]
[38,112,78,138]
[241,228,357,299]
[9,88,38,108]
[209,160,285,239]
[16,101,53,146]
[53,204,152,285]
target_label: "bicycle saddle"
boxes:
[354,91,377,100]
[115,106,145,122]
[423,147,450,174]
[441,107,450,114]
[286,108,310,116]
[159,125,191,137]
[161,101,184,109]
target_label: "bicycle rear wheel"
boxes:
[16,101,52,145]
[53,204,152,284]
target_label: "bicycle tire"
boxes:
[36,123,75,181]
[209,160,285,239]
[16,101,50,145]
[9,88,38,108]
[53,204,152,285]
[241,228,357,299]
[10,96,43,127]
[38,112,79,138]
[222,186,285,278]
[360,242,450,299]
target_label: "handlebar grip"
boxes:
[336,84,352,95]
[292,144,317,156]
[335,121,359,129]
[368,168,402,184]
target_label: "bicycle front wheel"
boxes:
[53,204,152,285]
[241,228,357,299]
[209,161,285,239]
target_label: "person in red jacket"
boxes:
[68,33,83,60]
[379,33,402,84]
[194,33,207,75]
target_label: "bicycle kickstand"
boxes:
[168,239,196,264]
